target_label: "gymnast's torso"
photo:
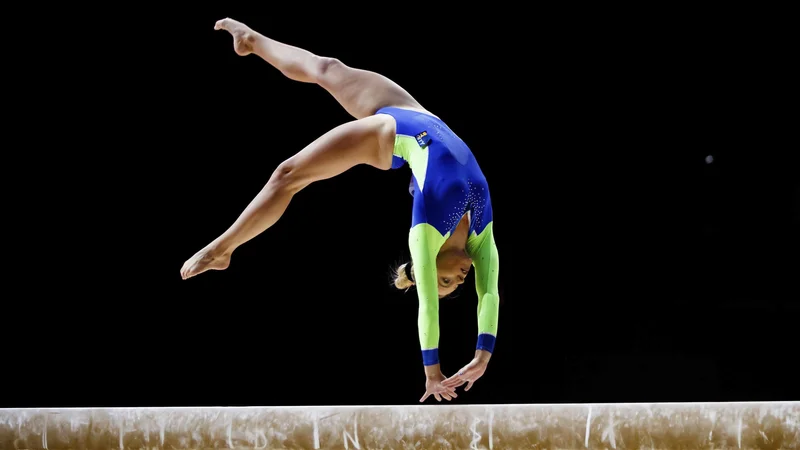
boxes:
[375,106,494,240]
[376,106,500,363]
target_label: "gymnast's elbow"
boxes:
[418,304,439,319]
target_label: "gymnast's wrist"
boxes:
[475,349,492,363]
[424,363,442,379]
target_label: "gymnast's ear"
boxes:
[393,262,415,290]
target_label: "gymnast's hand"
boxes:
[442,350,491,392]
[420,365,458,402]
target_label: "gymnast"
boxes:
[180,18,500,403]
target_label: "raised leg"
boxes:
[214,18,426,119]
[180,114,396,280]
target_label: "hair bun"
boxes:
[393,262,415,290]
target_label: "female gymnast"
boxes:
[180,18,500,403]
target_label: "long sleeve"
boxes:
[408,223,448,366]
[466,221,500,353]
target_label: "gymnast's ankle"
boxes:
[208,239,235,257]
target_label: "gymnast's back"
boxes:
[375,106,493,238]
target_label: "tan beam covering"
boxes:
[2,402,798,449]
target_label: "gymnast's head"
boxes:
[392,248,472,298]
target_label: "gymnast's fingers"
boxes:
[443,369,471,386]
[442,371,462,386]
[442,376,464,387]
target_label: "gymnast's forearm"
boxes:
[468,223,500,355]
[409,225,447,370]
[248,30,324,83]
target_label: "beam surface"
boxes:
[1,402,798,449]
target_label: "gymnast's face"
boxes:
[436,248,472,297]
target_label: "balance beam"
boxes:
[2,402,798,449]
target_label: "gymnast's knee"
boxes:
[269,161,305,194]
[314,57,346,87]
[371,114,397,171]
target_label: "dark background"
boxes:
[3,8,797,407]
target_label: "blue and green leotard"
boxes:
[376,106,500,366]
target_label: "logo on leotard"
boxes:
[415,131,431,148]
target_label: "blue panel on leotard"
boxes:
[378,107,493,237]
[391,155,406,169]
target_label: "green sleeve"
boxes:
[466,221,500,353]
[408,223,448,366]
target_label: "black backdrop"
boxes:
[4,8,797,408]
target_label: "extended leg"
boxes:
[180,114,396,280]
[214,18,425,119]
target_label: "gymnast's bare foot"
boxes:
[180,244,231,280]
[214,18,257,56]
